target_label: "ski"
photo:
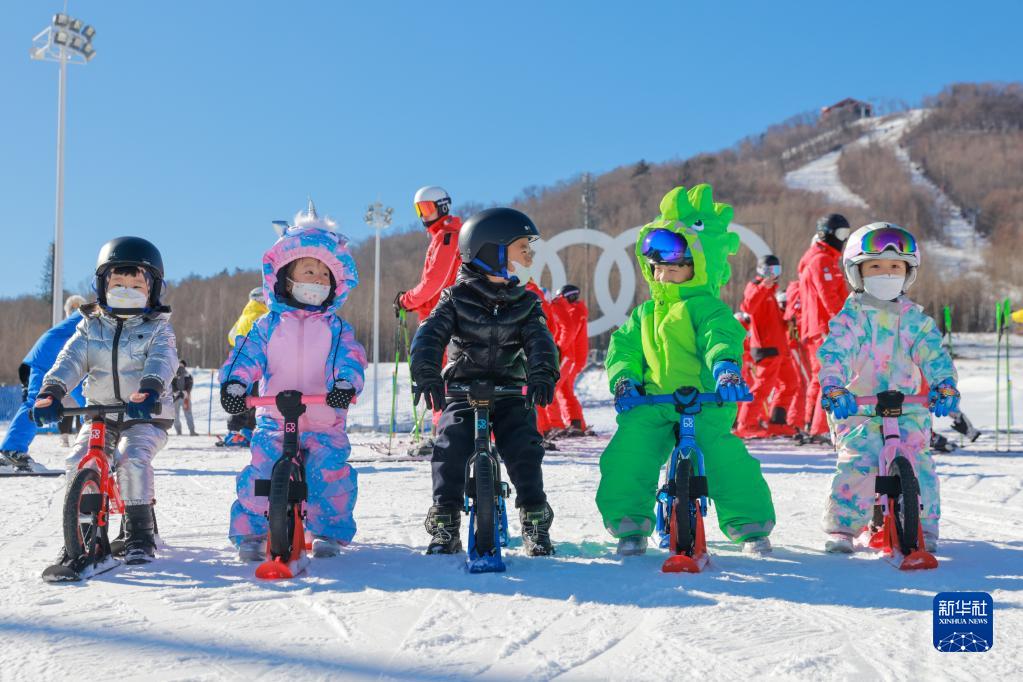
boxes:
[0,469,65,477]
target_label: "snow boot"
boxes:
[615,535,648,556]
[824,533,854,553]
[766,407,797,437]
[238,535,267,561]
[312,536,343,558]
[2,451,38,472]
[742,536,773,555]
[923,531,938,553]
[122,504,157,565]
[407,437,436,458]
[951,411,981,442]
[542,438,559,451]
[931,432,957,453]
[425,504,463,555]
[519,502,555,556]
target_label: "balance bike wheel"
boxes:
[268,459,300,560]
[63,468,105,561]
[889,456,921,556]
[473,455,497,556]
[672,458,694,556]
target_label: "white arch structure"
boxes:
[532,224,773,336]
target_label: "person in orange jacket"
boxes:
[797,214,851,438]
[733,311,759,431]
[549,285,591,437]
[525,280,563,448]
[394,186,463,452]
[735,255,801,438]
[395,186,463,321]
[777,282,809,433]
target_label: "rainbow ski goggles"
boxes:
[860,226,918,257]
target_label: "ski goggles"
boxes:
[860,226,918,257]
[760,264,782,278]
[641,229,693,265]
[414,198,450,219]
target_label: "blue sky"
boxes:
[1,1,1020,297]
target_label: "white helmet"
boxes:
[413,186,451,222]
[842,222,921,292]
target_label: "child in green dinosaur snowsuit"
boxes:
[596,185,776,550]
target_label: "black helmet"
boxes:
[94,236,166,310]
[557,284,581,302]
[816,213,851,238]
[756,254,781,278]
[459,207,540,277]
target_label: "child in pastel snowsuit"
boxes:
[818,222,959,554]
[597,185,776,556]
[220,205,367,560]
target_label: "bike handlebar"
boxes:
[63,403,128,417]
[444,383,527,398]
[619,389,752,409]
[247,394,327,408]
[855,395,929,406]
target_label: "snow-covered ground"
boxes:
[783,110,988,273]
[1,334,1020,679]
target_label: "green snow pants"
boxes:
[596,402,776,543]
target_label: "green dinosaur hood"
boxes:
[635,184,739,302]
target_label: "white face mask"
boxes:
[862,274,904,301]
[835,227,851,241]
[289,279,331,306]
[508,259,535,285]
[106,286,148,311]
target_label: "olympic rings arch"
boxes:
[532,224,772,336]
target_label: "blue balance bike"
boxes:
[619,387,750,573]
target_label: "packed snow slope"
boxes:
[1,334,1020,680]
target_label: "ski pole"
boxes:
[388,315,403,455]
[943,305,955,357]
[207,369,215,436]
[401,310,426,442]
[1005,299,1013,449]
[996,302,1003,451]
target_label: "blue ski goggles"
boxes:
[642,229,693,265]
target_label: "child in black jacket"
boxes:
[410,207,560,556]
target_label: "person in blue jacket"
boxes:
[0,295,87,471]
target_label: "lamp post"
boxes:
[31,12,97,326]
[364,201,393,431]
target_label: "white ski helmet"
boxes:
[842,222,921,293]
[413,186,452,222]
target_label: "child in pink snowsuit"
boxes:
[220,207,367,559]
[817,223,959,554]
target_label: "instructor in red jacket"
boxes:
[736,255,800,438]
[550,284,590,436]
[395,186,463,446]
[395,186,463,321]
[796,213,851,438]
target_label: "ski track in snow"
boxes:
[2,338,1022,680]
[783,110,988,273]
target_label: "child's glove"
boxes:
[928,378,960,418]
[528,379,555,408]
[712,361,752,402]
[220,381,249,414]
[30,392,64,426]
[414,381,446,411]
[126,389,160,420]
[326,380,357,409]
[821,385,856,420]
[613,378,645,414]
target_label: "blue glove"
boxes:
[821,385,856,420]
[126,389,160,420]
[929,378,960,418]
[613,378,645,414]
[30,393,63,426]
[712,361,752,402]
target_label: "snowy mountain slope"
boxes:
[0,336,1020,680]
[783,110,988,272]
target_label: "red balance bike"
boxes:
[42,403,129,582]
[247,391,325,580]
[853,390,939,571]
